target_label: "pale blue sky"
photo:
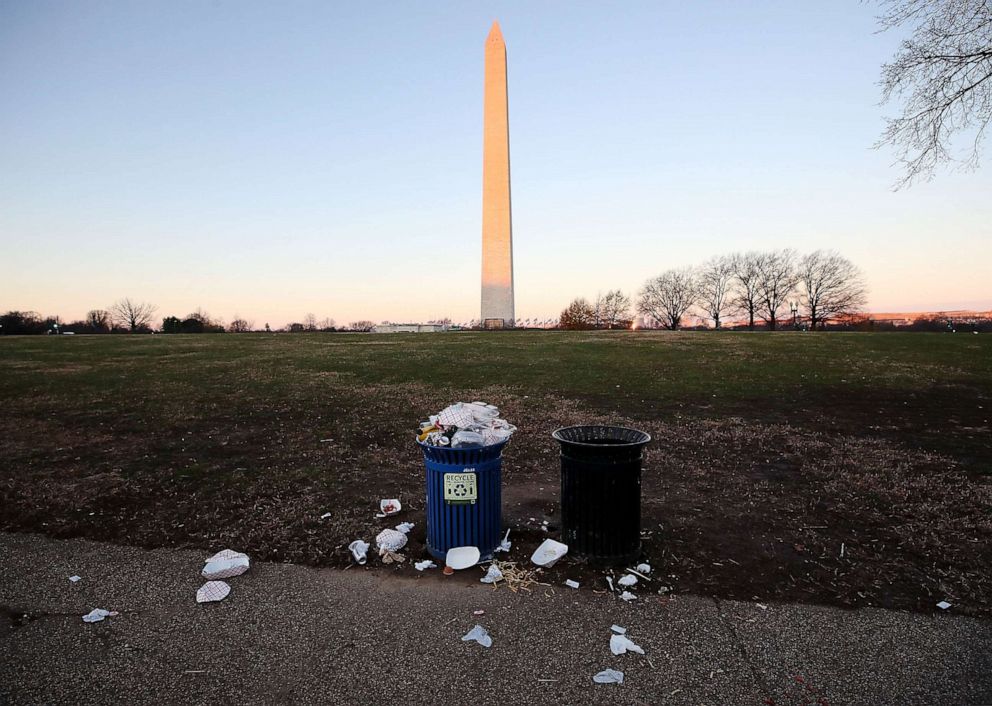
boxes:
[1,1,989,327]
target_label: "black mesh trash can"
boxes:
[552,425,651,564]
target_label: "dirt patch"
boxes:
[1,382,989,616]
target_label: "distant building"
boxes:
[373,323,449,334]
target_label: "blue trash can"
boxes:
[419,439,507,562]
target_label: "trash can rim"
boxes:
[416,438,510,452]
[551,425,651,448]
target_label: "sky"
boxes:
[1,1,990,328]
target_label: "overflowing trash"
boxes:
[446,546,481,570]
[414,560,436,571]
[610,633,644,656]
[461,624,493,648]
[593,669,624,685]
[202,550,250,580]
[417,402,516,448]
[480,564,504,584]
[196,581,231,604]
[82,608,118,623]
[531,539,568,568]
[349,540,370,565]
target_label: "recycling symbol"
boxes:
[452,483,469,497]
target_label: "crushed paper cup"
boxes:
[349,540,370,565]
[380,498,402,516]
[446,546,481,570]
[531,539,568,568]
[196,581,231,603]
[375,529,408,553]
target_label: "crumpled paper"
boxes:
[196,581,231,603]
[461,624,493,648]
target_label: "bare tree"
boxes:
[85,309,111,333]
[730,252,763,330]
[229,317,254,333]
[876,0,992,187]
[110,298,157,332]
[348,320,375,332]
[696,256,735,329]
[798,250,869,330]
[559,298,596,330]
[595,290,632,329]
[318,317,336,331]
[303,313,318,331]
[637,267,698,330]
[755,250,799,331]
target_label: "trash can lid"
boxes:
[552,425,651,448]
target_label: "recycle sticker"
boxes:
[444,471,478,505]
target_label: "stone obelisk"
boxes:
[481,21,514,329]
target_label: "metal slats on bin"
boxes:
[419,440,506,562]
[553,425,651,564]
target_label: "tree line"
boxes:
[559,249,869,331]
[0,299,378,335]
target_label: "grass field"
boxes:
[1,331,990,615]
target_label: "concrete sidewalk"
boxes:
[1,532,989,705]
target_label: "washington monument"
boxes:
[481,21,514,329]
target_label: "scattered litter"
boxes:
[606,576,615,592]
[610,624,626,635]
[196,581,231,604]
[395,522,415,534]
[414,560,436,571]
[419,402,516,447]
[380,549,406,564]
[380,498,402,516]
[593,669,624,685]
[618,574,637,587]
[446,546,481,570]
[840,542,846,558]
[461,624,493,648]
[202,551,250,580]
[636,563,651,574]
[531,539,568,568]
[610,633,645,655]
[625,567,652,582]
[375,529,408,553]
[937,601,952,610]
[69,575,82,583]
[565,579,580,589]
[473,610,485,616]
[320,512,331,520]
[757,603,768,610]
[480,564,504,584]
[348,540,370,565]
[619,591,637,602]
[319,438,333,443]
[205,549,248,563]
[496,528,512,553]
[82,608,118,623]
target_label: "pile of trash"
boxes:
[196,549,251,603]
[417,401,516,448]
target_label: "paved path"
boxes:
[1,532,990,705]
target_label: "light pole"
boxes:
[790,302,799,330]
